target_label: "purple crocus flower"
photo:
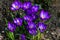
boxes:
[7,22,16,32]
[31,14,38,20]
[40,10,50,20]
[26,5,39,14]
[26,22,37,35]
[22,1,32,10]
[23,15,33,22]
[27,22,36,29]
[13,18,23,26]
[31,5,39,12]
[29,29,37,35]
[20,34,26,40]
[38,22,47,32]
[10,1,22,10]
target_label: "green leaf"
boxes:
[31,29,41,40]
[5,18,8,26]
[7,32,14,40]
[45,17,52,24]
[37,29,41,40]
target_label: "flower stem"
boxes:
[38,29,41,40]
[10,13,14,19]
[33,35,34,40]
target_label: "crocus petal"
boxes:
[10,7,16,10]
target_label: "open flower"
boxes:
[27,22,36,29]
[13,18,23,26]
[7,22,16,32]
[10,1,22,10]
[38,22,47,32]
[31,5,39,12]
[23,15,33,22]
[26,5,39,14]
[40,10,50,20]
[29,29,37,35]
[31,14,38,20]
[27,22,37,35]
[22,1,32,10]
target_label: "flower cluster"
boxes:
[7,18,23,32]
[8,0,51,36]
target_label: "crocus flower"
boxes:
[13,18,23,26]
[10,1,22,10]
[29,29,37,35]
[7,22,16,32]
[40,10,50,20]
[22,1,32,10]
[26,22,37,35]
[38,22,47,32]
[23,15,33,22]
[31,14,38,20]
[20,34,26,40]
[27,22,36,29]
[26,5,39,14]
[31,5,39,12]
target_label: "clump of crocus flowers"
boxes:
[7,0,51,40]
